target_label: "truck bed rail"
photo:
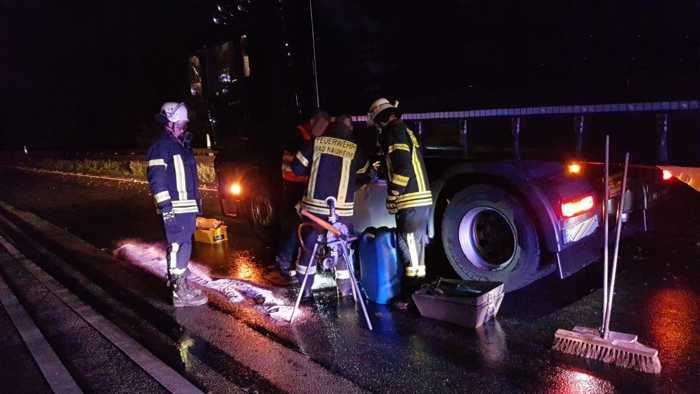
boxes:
[351,100,700,122]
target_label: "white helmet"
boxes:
[367,98,399,126]
[160,102,188,123]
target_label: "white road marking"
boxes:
[0,236,204,394]
[0,259,84,393]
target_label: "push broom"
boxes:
[553,137,661,374]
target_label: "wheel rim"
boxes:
[251,196,274,227]
[458,206,517,270]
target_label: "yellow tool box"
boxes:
[194,217,228,244]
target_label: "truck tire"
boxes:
[441,185,540,292]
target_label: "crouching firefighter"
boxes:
[291,115,371,300]
[368,98,433,284]
[147,102,208,307]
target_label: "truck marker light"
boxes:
[567,162,582,175]
[561,195,594,218]
[662,169,672,181]
[229,183,242,195]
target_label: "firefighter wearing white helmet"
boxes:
[369,98,432,283]
[146,102,207,307]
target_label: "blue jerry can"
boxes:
[358,227,401,304]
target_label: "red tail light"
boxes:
[561,195,595,218]
[662,169,673,181]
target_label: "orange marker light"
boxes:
[229,183,242,195]
[567,162,582,175]
[561,195,594,218]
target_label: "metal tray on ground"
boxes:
[412,278,504,328]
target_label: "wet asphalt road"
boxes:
[0,166,698,393]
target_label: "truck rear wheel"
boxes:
[441,185,540,292]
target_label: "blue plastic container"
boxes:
[358,227,401,304]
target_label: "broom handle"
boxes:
[603,152,630,338]
[601,135,610,334]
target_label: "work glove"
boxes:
[162,207,183,234]
[386,190,399,214]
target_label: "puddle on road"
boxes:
[646,288,698,372]
[545,367,615,394]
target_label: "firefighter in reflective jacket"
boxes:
[368,98,432,280]
[276,111,330,281]
[291,115,371,299]
[147,102,207,307]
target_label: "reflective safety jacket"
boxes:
[381,119,433,210]
[146,133,201,215]
[282,123,314,183]
[292,133,369,217]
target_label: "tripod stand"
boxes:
[289,198,373,331]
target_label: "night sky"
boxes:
[315,0,700,113]
[2,1,699,150]
[2,1,207,150]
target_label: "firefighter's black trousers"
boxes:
[276,182,306,271]
[396,206,430,279]
[164,212,197,277]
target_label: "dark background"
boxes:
[2,0,699,150]
[315,1,700,113]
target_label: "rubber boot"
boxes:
[184,271,205,297]
[172,274,208,307]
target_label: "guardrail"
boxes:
[352,100,700,162]
[1,148,216,160]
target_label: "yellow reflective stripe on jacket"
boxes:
[411,149,427,192]
[307,149,321,197]
[391,174,410,187]
[388,143,410,154]
[356,161,370,174]
[405,128,427,192]
[301,203,354,217]
[397,199,433,210]
[396,191,433,210]
[337,156,352,205]
[302,197,354,210]
[406,128,420,148]
[302,196,355,217]
[396,191,432,202]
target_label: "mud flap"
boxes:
[556,230,602,279]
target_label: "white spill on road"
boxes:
[113,240,308,322]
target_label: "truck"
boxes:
[186,1,692,291]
